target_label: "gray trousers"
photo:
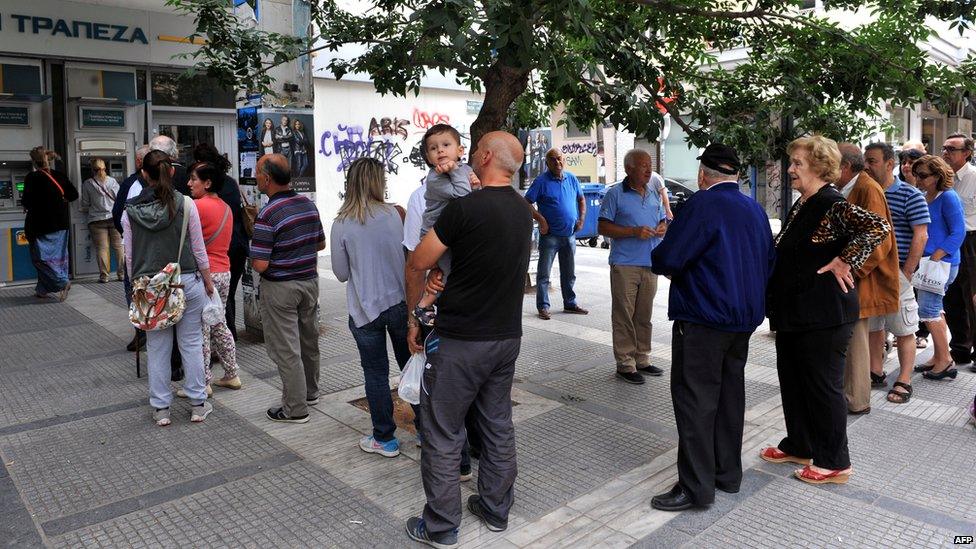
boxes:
[259,278,320,417]
[420,333,520,535]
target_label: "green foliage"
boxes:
[168,0,975,165]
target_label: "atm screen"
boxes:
[15,182,24,193]
[0,181,11,200]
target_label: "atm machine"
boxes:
[0,157,34,284]
[70,139,131,277]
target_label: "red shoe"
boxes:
[759,446,812,465]
[794,465,851,484]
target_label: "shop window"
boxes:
[67,68,136,100]
[151,72,235,109]
[0,64,42,95]
[565,118,591,139]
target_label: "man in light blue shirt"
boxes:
[525,148,588,319]
[599,149,667,385]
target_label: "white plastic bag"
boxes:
[399,352,425,405]
[911,257,951,296]
[201,290,225,327]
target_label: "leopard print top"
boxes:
[778,199,890,272]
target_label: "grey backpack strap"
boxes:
[176,196,190,265]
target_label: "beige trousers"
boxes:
[610,265,658,372]
[259,278,321,418]
[843,318,872,412]
[89,219,123,280]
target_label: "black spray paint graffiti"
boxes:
[561,142,598,156]
[320,124,403,174]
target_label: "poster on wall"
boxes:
[257,108,316,193]
[519,128,551,188]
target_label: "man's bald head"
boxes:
[837,143,865,173]
[902,140,926,153]
[256,153,291,196]
[473,131,524,186]
[545,147,565,178]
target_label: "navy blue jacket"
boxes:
[651,182,775,333]
[112,172,142,234]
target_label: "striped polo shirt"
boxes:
[884,179,930,266]
[250,190,325,281]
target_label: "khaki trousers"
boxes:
[610,265,658,372]
[259,278,320,418]
[88,219,123,280]
[843,318,871,413]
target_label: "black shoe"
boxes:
[126,331,146,352]
[636,364,664,376]
[460,464,473,482]
[405,517,458,548]
[467,495,507,532]
[715,482,740,494]
[266,407,310,424]
[617,371,645,385]
[651,483,700,512]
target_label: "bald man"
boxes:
[250,153,326,424]
[405,132,532,546]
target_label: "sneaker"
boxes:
[413,305,437,327]
[306,396,320,406]
[359,435,400,458]
[405,517,458,549]
[152,407,171,427]
[467,495,507,532]
[616,371,645,385]
[98,276,109,283]
[212,376,242,390]
[563,304,589,315]
[636,364,664,376]
[176,385,212,398]
[190,401,213,423]
[460,464,473,482]
[266,407,309,424]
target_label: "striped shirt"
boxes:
[250,190,325,281]
[884,179,930,266]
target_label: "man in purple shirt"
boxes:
[251,153,326,424]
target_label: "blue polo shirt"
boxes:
[525,170,583,237]
[599,178,666,267]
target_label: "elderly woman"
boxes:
[22,146,78,300]
[80,158,124,282]
[910,155,965,380]
[330,157,413,457]
[762,136,890,485]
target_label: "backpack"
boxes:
[128,196,190,331]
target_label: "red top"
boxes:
[195,195,232,273]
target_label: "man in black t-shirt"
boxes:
[405,132,532,547]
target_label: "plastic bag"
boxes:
[911,256,951,296]
[201,290,224,327]
[399,352,425,405]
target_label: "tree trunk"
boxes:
[468,63,531,160]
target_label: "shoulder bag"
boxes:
[128,196,191,331]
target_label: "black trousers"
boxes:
[671,321,751,505]
[944,231,976,363]
[225,246,247,340]
[775,323,854,471]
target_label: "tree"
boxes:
[168,0,976,166]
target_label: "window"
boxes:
[67,68,136,100]
[150,72,235,109]
[565,118,591,139]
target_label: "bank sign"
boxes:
[0,13,148,44]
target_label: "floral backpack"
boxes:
[128,196,190,331]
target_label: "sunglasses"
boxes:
[942,146,969,153]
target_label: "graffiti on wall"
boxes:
[412,108,450,130]
[319,124,403,174]
[561,142,598,156]
[368,116,410,139]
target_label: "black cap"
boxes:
[697,143,741,175]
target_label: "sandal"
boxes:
[886,381,913,404]
[870,371,887,387]
[794,465,851,485]
[915,336,928,349]
[914,361,950,373]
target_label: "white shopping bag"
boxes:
[399,352,425,405]
[201,290,225,326]
[911,257,951,295]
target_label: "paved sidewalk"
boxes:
[2,246,975,548]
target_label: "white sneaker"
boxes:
[152,407,171,427]
[190,401,213,423]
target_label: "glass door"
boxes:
[152,113,237,178]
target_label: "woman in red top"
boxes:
[186,161,241,392]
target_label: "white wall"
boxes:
[313,78,484,239]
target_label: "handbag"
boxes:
[239,185,257,237]
[128,196,191,331]
[911,256,951,295]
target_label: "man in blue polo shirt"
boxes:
[525,148,589,320]
[598,149,668,385]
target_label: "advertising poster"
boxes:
[519,128,551,188]
[257,108,316,193]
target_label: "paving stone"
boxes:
[0,301,90,335]
[516,326,614,379]
[77,280,127,307]
[50,461,403,548]
[906,369,976,408]
[690,478,956,548]
[0,403,290,522]
[0,324,125,370]
[0,285,44,308]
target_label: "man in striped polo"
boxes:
[251,153,326,423]
[865,142,929,405]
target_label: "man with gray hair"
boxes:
[598,149,668,385]
[649,143,774,511]
[148,135,190,196]
[405,131,532,547]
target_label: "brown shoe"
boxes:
[537,309,551,320]
[563,304,589,315]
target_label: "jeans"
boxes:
[917,263,959,321]
[293,151,308,177]
[349,301,413,442]
[536,234,578,311]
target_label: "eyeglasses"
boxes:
[942,146,969,153]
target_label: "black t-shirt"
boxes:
[433,186,533,341]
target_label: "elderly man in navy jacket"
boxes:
[649,144,776,511]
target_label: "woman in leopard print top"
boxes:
[762,136,889,486]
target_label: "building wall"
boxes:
[313,78,484,236]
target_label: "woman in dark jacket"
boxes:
[762,136,890,485]
[292,119,310,177]
[22,146,78,300]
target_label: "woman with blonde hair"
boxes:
[80,158,124,282]
[762,135,890,485]
[911,155,965,380]
[22,146,78,300]
[330,157,412,457]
